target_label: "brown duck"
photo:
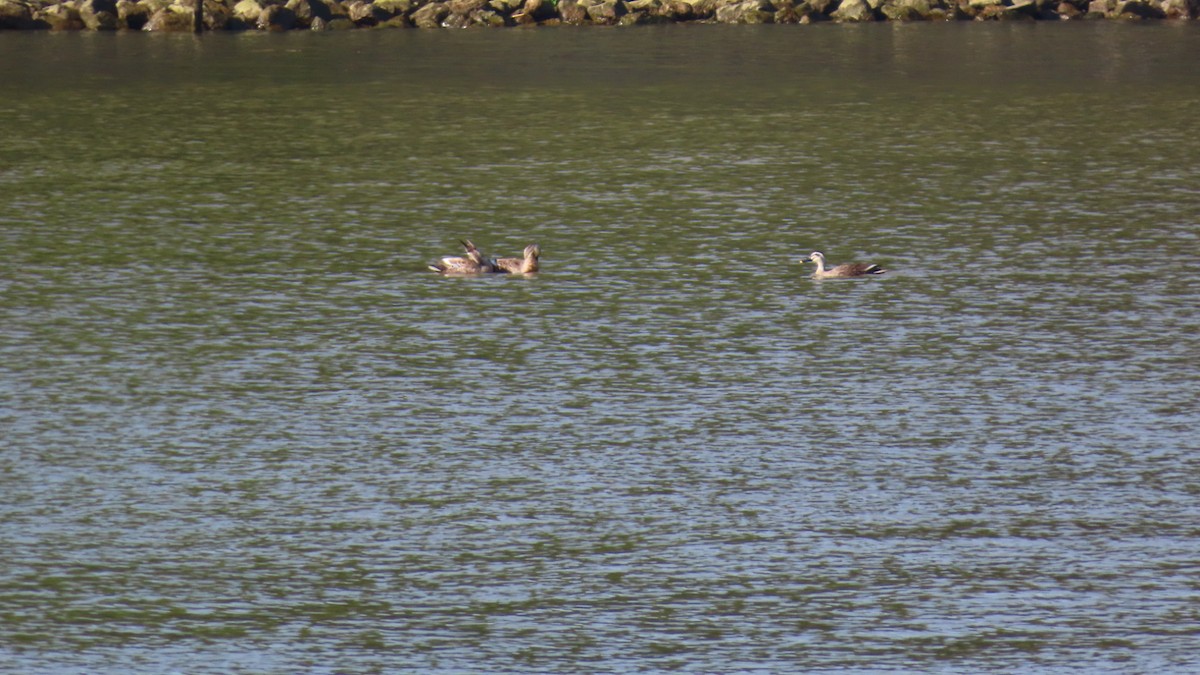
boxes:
[494,244,540,275]
[803,251,887,278]
[428,240,498,275]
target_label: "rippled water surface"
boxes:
[3,23,1200,673]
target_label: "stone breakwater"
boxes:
[0,0,1195,31]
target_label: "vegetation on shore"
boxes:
[0,0,1195,32]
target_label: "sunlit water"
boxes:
[2,23,1199,673]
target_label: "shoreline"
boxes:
[0,0,1195,32]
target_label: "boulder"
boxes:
[1055,0,1082,15]
[40,3,87,29]
[82,0,120,22]
[346,0,389,22]
[558,0,590,21]
[447,0,486,12]
[410,0,447,25]
[138,0,172,17]
[311,13,356,25]
[1026,0,1059,15]
[470,7,505,22]
[584,0,625,22]
[231,0,261,22]
[683,0,720,15]
[81,6,120,27]
[142,4,195,29]
[1012,0,1042,13]
[199,0,230,28]
[831,0,876,19]
[626,0,682,13]
[661,0,694,17]
[115,0,149,26]
[881,0,934,18]
[715,0,773,21]
[374,0,415,11]
[1113,0,1163,15]
[980,0,1037,15]
[513,0,556,20]
[256,3,296,27]
[286,0,336,25]
[0,0,37,29]
[1158,0,1195,17]
[879,2,909,16]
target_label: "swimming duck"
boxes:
[803,251,887,278]
[428,240,498,275]
[494,244,540,275]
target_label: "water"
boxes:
[2,23,1199,673]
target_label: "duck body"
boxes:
[803,251,887,279]
[494,244,540,275]
[429,240,498,275]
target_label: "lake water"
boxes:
[2,22,1199,673]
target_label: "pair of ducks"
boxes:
[429,240,541,275]
[428,241,886,279]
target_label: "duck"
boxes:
[428,240,498,275]
[494,244,540,275]
[802,251,887,278]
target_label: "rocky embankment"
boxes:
[0,0,1195,31]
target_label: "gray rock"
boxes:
[1113,0,1164,15]
[558,0,590,21]
[0,0,37,29]
[663,0,695,17]
[831,0,876,19]
[411,0,448,25]
[194,0,230,27]
[142,4,195,29]
[286,0,337,25]
[375,0,415,12]
[715,0,773,21]
[115,0,149,26]
[517,0,557,19]
[313,14,357,25]
[40,3,87,29]
[584,0,626,23]
[627,0,684,14]
[79,0,119,27]
[684,0,720,16]
[257,3,296,28]
[471,7,505,23]
[1158,0,1196,17]
[346,0,389,23]
[881,0,934,18]
[231,0,262,22]
[447,0,487,13]
[1054,0,1081,14]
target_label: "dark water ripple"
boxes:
[4,24,1200,675]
